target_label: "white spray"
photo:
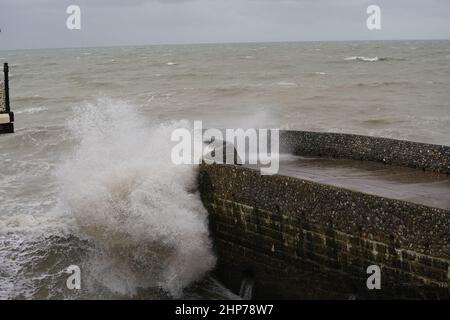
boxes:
[57,98,216,297]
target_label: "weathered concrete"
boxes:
[199,131,450,299]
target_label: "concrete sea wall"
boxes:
[199,131,450,299]
[279,131,450,174]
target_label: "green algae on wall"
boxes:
[199,163,450,299]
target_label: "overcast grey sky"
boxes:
[1,0,450,50]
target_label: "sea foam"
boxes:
[345,56,382,62]
[57,98,216,297]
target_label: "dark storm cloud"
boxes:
[1,0,450,50]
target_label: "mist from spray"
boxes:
[57,98,216,297]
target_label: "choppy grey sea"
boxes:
[0,40,449,299]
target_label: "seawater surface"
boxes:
[0,41,449,299]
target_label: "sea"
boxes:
[0,40,449,299]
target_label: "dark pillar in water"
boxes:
[4,63,10,113]
[0,62,14,134]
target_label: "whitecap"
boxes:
[15,106,49,115]
[275,81,298,87]
[345,56,380,62]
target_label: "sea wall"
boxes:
[279,131,450,174]
[199,131,450,299]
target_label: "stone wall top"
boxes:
[280,130,450,174]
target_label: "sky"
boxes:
[1,0,450,50]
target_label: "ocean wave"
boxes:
[0,234,90,299]
[14,95,48,103]
[86,80,117,88]
[304,72,327,77]
[275,81,298,87]
[345,56,382,62]
[15,106,49,114]
[344,56,404,62]
[0,126,68,160]
[360,118,396,127]
[209,86,251,96]
[56,98,216,297]
[356,80,410,88]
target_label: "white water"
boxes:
[57,98,216,297]
[0,98,218,299]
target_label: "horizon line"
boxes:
[1,38,450,53]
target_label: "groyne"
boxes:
[199,131,450,299]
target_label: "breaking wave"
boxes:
[57,98,216,297]
[15,106,49,115]
[344,56,404,62]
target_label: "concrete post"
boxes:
[4,63,10,113]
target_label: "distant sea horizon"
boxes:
[2,37,450,53]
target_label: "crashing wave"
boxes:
[57,98,216,297]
